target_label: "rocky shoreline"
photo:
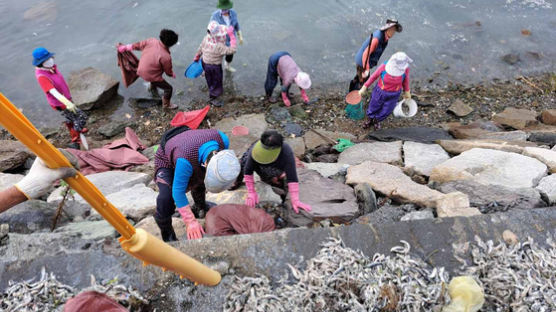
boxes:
[1,71,555,310]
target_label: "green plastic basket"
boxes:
[345,100,365,120]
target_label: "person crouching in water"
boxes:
[358,52,412,130]
[118,29,179,109]
[153,127,240,241]
[32,47,88,150]
[193,21,237,107]
[264,51,311,106]
[233,130,311,214]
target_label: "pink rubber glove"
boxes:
[171,72,176,78]
[177,206,205,240]
[193,53,201,62]
[281,92,291,107]
[300,89,310,104]
[226,26,237,48]
[118,44,132,53]
[288,182,311,213]
[244,175,259,207]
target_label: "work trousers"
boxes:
[202,61,224,99]
[150,80,173,100]
[154,168,207,220]
[264,51,291,97]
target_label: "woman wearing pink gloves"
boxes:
[234,130,311,214]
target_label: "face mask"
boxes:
[42,58,55,68]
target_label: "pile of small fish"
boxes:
[224,238,449,311]
[0,267,148,312]
[454,235,556,312]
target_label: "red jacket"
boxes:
[132,38,173,82]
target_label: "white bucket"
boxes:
[393,99,418,118]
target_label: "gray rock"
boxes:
[437,180,545,212]
[492,107,538,130]
[535,175,556,205]
[98,120,136,138]
[284,137,305,158]
[187,182,282,206]
[477,131,528,141]
[90,184,158,222]
[430,148,547,189]
[304,162,348,178]
[355,204,417,224]
[346,161,446,208]
[141,145,158,161]
[283,123,303,136]
[354,183,377,215]
[403,141,450,176]
[0,200,63,233]
[338,141,402,165]
[286,169,358,227]
[400,209,434,221]
[502,53,520,65]
[54,220,116,240]
[303,129,355,150]
[68,67,119,110]
[0,173,24,191]
[215,114,268,157]
[367,127,453,144]
[523,147,556,173]
[528,131,556,146]
[0,140,31,172]
[447,121,503,139]
[289,105,308,119]
[47,171,152,217]
[316,154,338,163]
[268,106,291,123]
[437,139,537,155]
[447,99,474,117]
[38,127,60,139]
[541,109,556,126]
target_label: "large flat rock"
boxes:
[403,141,450,176]
[0,173,24,191]
[535,175,556,205]
[187,182,282,205]
[478,131,528,141]
[541,109,556,126]
[527,130,556,146]
[304,162,349,178]
[430,148,547,189]
[437,180,545,211]
[492,107,538,130]
[68,67,119,110]
[0,140,31,172]
[214,114,268,157]
[338,141,402,165]
[522,147,556,173]
[47,171,152,217]
[53,220,116,240]
[346,161,445,208]
[437,139,537,155]
[284,137,305,158]
[0,200,63,233]
[90,184,157,222]
[303,129,355,150]
[368,127,453,144]
[286,169,358,226]
[447,121,502,139]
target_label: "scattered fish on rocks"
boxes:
[0,267,148,312]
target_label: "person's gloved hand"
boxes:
[177,206,205,240]
[193,54,201,62]
[244,175,259,207]
[15,149,78,199]
[281,92,291,107]
[226,26,237,47]
[300,89,310,104]
[403,91,411,100]
[171,72,176,79]
[288,182,311,214]
[363,69,370,78]
[358,85,368,97]
[64,100,77,113]
[117,44,132,53]
[237,31,244,45]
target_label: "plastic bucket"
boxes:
[185,59,203,79]
[393,99,418,118]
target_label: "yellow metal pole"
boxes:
[0,92,221,286]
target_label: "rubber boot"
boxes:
[154,216,178,242]
[300,89,310,104]
[162,97,178,109]
[224,61,236,73]
[362,117,374,129]
[281,92,291,107]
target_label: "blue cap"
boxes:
[32,47,55,66]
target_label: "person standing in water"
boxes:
[358,52,412,130]
[350,19,403,91]
[32,47,88,150]
[209,0,243,73]
[118,29,179,109]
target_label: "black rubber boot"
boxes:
[154,217,177,242]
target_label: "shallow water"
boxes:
[0,0,554,127]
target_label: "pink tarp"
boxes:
[67,127,148,175]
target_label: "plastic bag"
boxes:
[333,138,355,152]
[442,276,485,312]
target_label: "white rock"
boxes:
[54,220,116,240]
[0,173,24,191]
[403,142,450,176]
[187,182,282,205]
[523,147,556,173]
[430,148,547,189]
[304,162,349,178]
[90,184,158,221]
[535,175,556,205]
[338,141,402,165]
